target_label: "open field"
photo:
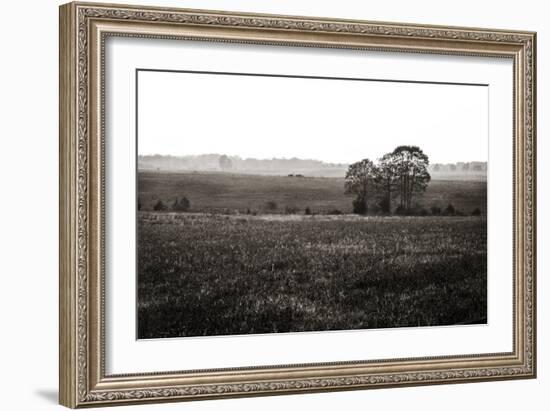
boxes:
[137,212,487,338]
[138,171,487,215]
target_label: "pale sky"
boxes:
[137,70,488,164]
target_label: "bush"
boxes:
[378,197,391,214]
[430,206,441,215]
[172,196,190,212]
[265,201,278,211]
[394,204,407,215]
[406,203,425,216]
[327,209,343,215]
[304,206,312,215]
[472,208,482,216]
[153,200,167,211]
[394,205,430,216]
[443,203,456,216]
[352,198,367,215]
[284,205,299,214]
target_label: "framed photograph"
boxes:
[59,2,536,408]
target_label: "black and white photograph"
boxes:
[136,69,488,339]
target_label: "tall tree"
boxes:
[390,146,431,211]
[344,159,376,214]
[373,153,400,213]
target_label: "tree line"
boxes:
[344,145,430,215]
[430,161,486,173]
[138,154,345,174]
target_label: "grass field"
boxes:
[137,212,487,338]
[138,171,486,215]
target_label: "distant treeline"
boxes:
[138,154,487,179]
[429,162,487,173]
[138,154,345,174]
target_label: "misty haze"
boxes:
[138,153,487,180]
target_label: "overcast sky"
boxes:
[137,70,488,164]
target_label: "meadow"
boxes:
[137,212,487,338]
[138,171,487,215]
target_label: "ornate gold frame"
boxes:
[59,1,536,408]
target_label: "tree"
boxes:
[344,159,376,214]
[265,201,278,211]
[219,155,233,171]
[444,203,456,215]
[373,153,399,213]
[390,146,431,212]
[172,196,190,212]
[153,199,167,211]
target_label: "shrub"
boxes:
[444,203,456,216]
[418,208,429,216]
[395,205,430,216]
[472,208,482,216]
[153,200,167,211]
[352,198,367,215]
[430,206,442,215]
[304,206,312,215]
[327,209,343,215]
[284,205,299,214]
[408,203,428,216]
[378,197,391,214]
[394,204,407,215]
[265,201,278,211]
[172,196,190,212]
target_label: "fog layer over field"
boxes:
[139,154,487,181]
